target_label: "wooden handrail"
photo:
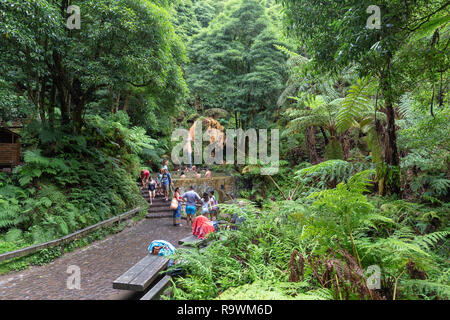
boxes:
[0,207,142,263]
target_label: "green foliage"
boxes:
[0,113,148,251]
[171,167,449,300]
[324,138,344,161]
[0,0,187,132]
[295,160,373,191]
[336,78,377,133]
[186,0,288,128]
[30,247,62,266]
[217,281,331,300]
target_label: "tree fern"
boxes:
[402,279,450,299]
[336,77,377,133]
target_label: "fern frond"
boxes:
[336,78,377,133]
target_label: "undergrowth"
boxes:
[167,167,449,300]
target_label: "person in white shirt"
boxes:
[209,190,218,221]
[201,192,210,216]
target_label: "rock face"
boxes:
[172,176,236,202]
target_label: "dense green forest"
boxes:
[0,0,449,300]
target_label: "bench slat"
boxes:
[127,257,169,291]
[113,255,160,290]
[178,234,203,245]
[140,275,172,300]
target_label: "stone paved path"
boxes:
[0,217,190,300]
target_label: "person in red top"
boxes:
[192,215,215,240]
[140,169,150,190]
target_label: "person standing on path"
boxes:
[148,176,156,205]
[209,190,219,221]
[156,168,163,196]
[161,168,172,201]
[201,192,210,216]
[172,187,183,227]
[181,186,201,228]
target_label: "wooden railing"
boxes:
[0,207,142,263]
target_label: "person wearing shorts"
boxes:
[148,176,156,205]
[181,186,201,228]
[157,169,163,196]
[140,169,150,190]
[161,168,172,201]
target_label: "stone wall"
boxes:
[172,176,236,203]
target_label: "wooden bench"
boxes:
[114,234,218,299]
[113,254,169,292]
[178,234,210,247]
[140,275,172,300]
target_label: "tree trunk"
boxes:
[306,126,319,164]
[48,83,56,128]
[123,92,130,113]
[379,54,401,195]
[71,79,84,133]
[115,91,121,113]
[39,76,48,125]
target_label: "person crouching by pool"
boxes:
[172,187,183,227]
[181,186,201,228]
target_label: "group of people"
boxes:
[171,186,219,227]
[140,160,219,229]
[178,165,212,179]
[140,161,172,204]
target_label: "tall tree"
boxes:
[277,0,449,194]
[0,0,187,133]
[186,0,288,129]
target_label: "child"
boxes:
[157,169,163,196]
[148,176,156,205]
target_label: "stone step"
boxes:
[145,212,173,219]
[148,207,171,214]
[148,202,170,208]
[146,208,173,213]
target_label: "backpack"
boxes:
[148,240,176,256]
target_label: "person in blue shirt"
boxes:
[161,168,172,201]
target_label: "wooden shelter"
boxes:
[0,127,21,168]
